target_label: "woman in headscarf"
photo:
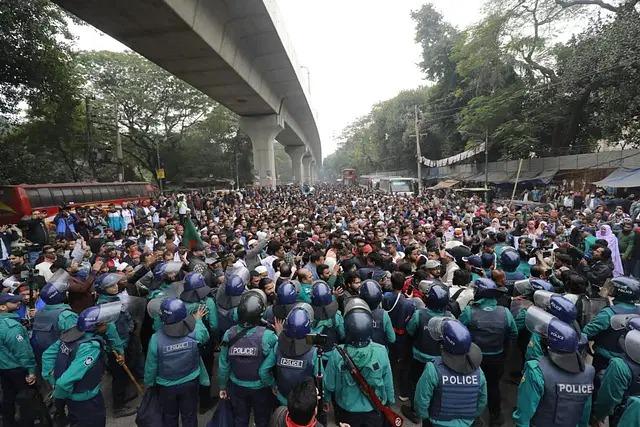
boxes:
[596,224,624,277]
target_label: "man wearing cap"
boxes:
[513,308,594,427]
[144,299,209,426]
[42,302,125,427]
[0,292,37,425]
[592,318,640,426]
[414,318,487,426]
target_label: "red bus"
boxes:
[0,182,157,225]
[342,168,357,186]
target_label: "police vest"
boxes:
[156,330,199,381]
[31,307,68,359]
[531,356,595,427]
[386,294,414,336]
[429,358,481,421]
[594,305,640,354]
[371,308,387,346]
[276,345,316,398]
[217,306,237,336]
[622,355,640,402]
[315,317,339,353]
[415,309,452,357]
[469,306,508,354]
[114,308,133,342]
[228,326,266,382]
[54,335,105,393]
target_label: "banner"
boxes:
[420,142,485,167]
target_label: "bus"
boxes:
[0,182,158,225]
[378,177,416,196]
[342,168,357,186]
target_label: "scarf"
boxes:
[285,413,317,427]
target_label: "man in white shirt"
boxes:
[35,252,56,282]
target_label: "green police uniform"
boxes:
[270,341,321,406]
[517,261,531,278]
[592,356,637,421]
[41,303,78,332]
[297,282,313,304]
[0,312,37,373]
[323,342,395,413]
[311,311,345,360]
[414,361,488,427]
[217,324,278,390]
[583,301,637,360]
[379,309,396,344]
[407,307,448,362]
[525,333,544,362]
[618,396,640,425]
[459,298,518,355]
[185,298,218,332]
[512,359,592,427]
[144,317,211,387]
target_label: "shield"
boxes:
[525,306,555,335]
[533,290,557,309]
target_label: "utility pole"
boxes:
[114,104,124,182]
[484,128,489,203]
[415,105,423,195]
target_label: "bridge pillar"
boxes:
[240,115,284,189]
[302,154,312,184]
[310,160,317,184]
[284,145,306,184]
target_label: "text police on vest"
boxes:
[558,384,594,394]
[164,342,191,352]
[442,375,479,385]
[229,347,258,356]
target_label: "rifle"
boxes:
[334,345,403,426]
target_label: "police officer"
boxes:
[0,292,37,426]
[414,318,487,426]
[617,395,640,425]
[218,289,278,427]
[273,303,319,405]
[323,298,395,427]
[592,317,640,426]
[147,261,184,300]
[359,279,395,346]
[584,276,640,373]
[513,309,595,427]
[144,298,209,427]
[180,271,218,412]
[215,274,245,339]
[403,281,452,423]
[459,278,517,426]
[310,280,344,358]
[31,271,78,362]
[42,302,124,427]
[264,281,298,325]
[501,248,527,294]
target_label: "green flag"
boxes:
[182,216,203,250]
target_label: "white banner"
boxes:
[421,142,485,167]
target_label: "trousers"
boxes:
[66,392,106,427]
[229,382,275,427]
[158,379,199,427]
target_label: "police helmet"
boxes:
[480,253,495,269]
[514,279,533,297]
[181,272,211,302]
[381,291,398,311]
[225,275,245,297]
[344,297,373,348]
[237,289,267,325]
[160,298,187,324]
[547,318,579,354]
[441,319,472,355]
[464,255,483,269]
[548,295,577,324]
[41,270,71,305]
[77,302,123,332]
[623,329,640,364]
[359,279,383,310]
[311,280,332,307]
[611,276,640,303]
[184,272,206,291]
[530,279,553,292]
[277,281,298,305]
[629,317,640,332]
[425,283,449,310]
[500,248,520,272]
[474,278,500,300]
[284,306,312,339]
[428,317,482,373]
[94,273,122,294]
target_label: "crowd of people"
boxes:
[0,184,640,427]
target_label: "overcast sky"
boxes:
[69,0,485,158]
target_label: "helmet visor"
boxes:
[525,306,555,335]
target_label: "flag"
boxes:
[182,216,203,250]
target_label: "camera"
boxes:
[305,333,329,347]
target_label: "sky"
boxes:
[69,0,485,158]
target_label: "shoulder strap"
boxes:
[222,326,251,348]
[451,288,465,301]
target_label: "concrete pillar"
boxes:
[302,154,312,184]
[239,115,284,189]
[284,145,306,184]
[310,160,317,184]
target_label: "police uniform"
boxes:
[414,318,487,427]
[311,281,345,357]
[323,298,395,427]
[41,303,124,427]
[215,274,244,340]
[513,308,595,427]
[31,302,77,361]
[459,279,517,424]
[617,395,640,425]
[383,291,416,399]
[359,280,396,348]
[0,294,37,425]
[218,290,278,427]
[144,298,210,427]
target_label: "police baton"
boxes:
[113,351,144,395]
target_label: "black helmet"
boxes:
[500,248,520,272]
[611,277,640,303]
[359,279,383,310]
[237,289,267,325]
[343,298,373,348]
